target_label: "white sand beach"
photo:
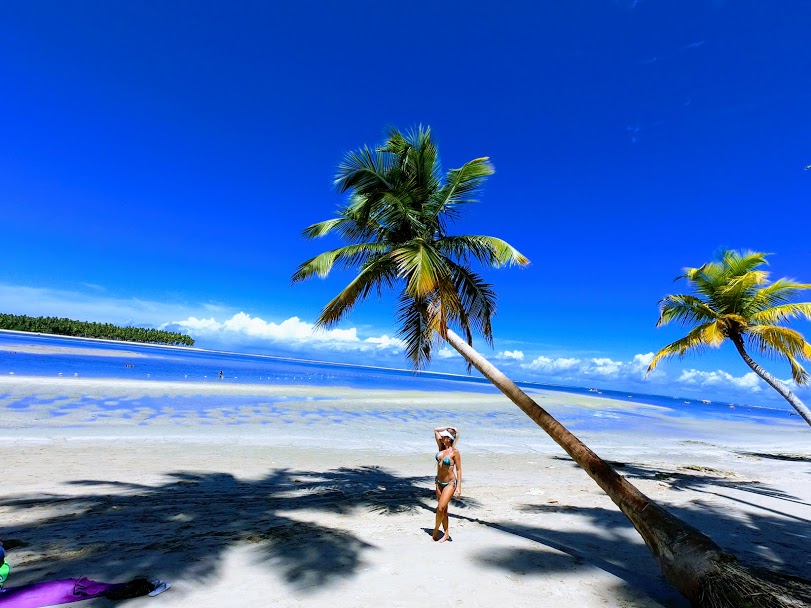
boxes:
[1,377,809,607]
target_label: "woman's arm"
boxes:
[454,449,462,497]
[434,427,443,449]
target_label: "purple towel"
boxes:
[0,577,124,608]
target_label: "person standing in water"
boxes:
[433,426,462,542]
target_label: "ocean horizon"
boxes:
[1,330,802,431]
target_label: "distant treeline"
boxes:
[0,313,194,346]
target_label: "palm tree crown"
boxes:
[648,250,811,383]
[292,126,529,368]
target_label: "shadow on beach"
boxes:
[2,457,807,607]
[1,467,482,597]
[540,455,811,580]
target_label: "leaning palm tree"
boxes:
[648,250,811,427]
[293,126,811,607]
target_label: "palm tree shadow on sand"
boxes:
[466,458,810,608]
[0,467,484,594]
[3,462,807,606]
[542,456,811,578]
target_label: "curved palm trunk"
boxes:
[444,329,811,607]
[729,332,811,427]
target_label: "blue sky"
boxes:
[2,1,810,407]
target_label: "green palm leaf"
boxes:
[316,256,397,328]
[334,147,393,194]
[431,157,494,218]
[438,235,529,267]
[391,241,451,298]
[745,325,811,360]
[447,262,496,344]
[750,302,811,325]
[295,126,529,369]
[652,250,811,421]
[656,295,718,327]
[784,353,810,385]
[748,280,811,315]
[647,323,719,373]
[291,243,389,283]
[396,294,434,368]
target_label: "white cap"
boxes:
[439,430,455,440]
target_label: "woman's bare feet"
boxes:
[439,533,451,543]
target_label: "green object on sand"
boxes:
[0,562,10,587]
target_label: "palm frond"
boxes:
[447,262,497,345]
[701,321,726,347]
[291,243,389,283]
[395,294,434,368]
[717,270,768,314]
[391,241,452,298]
[722,250,770,278]
[374,191,427,238]
[680,264,720,300]
[749,302,811,325]
[301,218,347,239]
[655,295,718,327]
[438,235,529,268]
[380,126,416,157]
[785,353,810,385]
[315,257,398,327]
[431,158,494,221]
[679,251,767,303]
[748,280,811,315]
[745,325,811,361]
[646,323,721,374]
[334,146,393,194]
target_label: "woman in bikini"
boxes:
[433,426,462,542]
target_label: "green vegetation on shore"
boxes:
[0,313,194,346]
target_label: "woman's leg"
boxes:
[435,483,456,542]
[433,482,443,540]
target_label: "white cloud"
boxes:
[523,355,581,371]
[223,312,357,342]
[677,369,762,392]
[436,347,460,359]
[364,335,405,349]
[588,357,623,376]
[167,312,404,353]
[497,350,524,361]
[521,352,662,380]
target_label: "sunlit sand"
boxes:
[1,376,808,607]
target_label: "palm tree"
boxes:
[293,127,811,607]
[648,250,811,427]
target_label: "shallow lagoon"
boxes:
[0,331,803,450]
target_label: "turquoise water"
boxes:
[0,331,802,433]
